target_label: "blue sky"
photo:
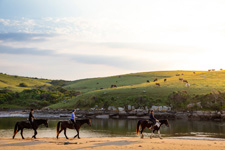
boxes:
[1,0,225,80]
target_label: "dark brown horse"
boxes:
[12,119,48,139]
[136,119,169,139]
[56,119,91,139]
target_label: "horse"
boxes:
[56,119,91,139]
[12,119,48,139]
[136,119,169,139]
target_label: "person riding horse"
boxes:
[70,109,77,128]
[149,110,158,128]
[29,109,35,130]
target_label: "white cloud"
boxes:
[1,0,225,79]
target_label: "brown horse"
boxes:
[12,119,48,139]
[136,119,169,139]
[56,119,91,139]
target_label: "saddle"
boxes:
[148,120,160,128]
[69,120,76,125]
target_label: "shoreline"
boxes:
[2,136,225,141]
[0,137,224,150]
[1,109,225,121]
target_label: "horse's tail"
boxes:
[13,122,19,139]
[136,120,141,136]
[57,121,61,135]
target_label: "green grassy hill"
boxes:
[50,70,225,110]
[1,70,225,110]
[0,73,51,91]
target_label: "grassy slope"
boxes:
[50,70,225,109]
[0,73,51,92]
[1,70,225,109]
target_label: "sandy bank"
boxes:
[0,137,224,150]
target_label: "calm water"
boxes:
[0,117,225,139]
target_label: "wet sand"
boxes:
[0,137,224,150]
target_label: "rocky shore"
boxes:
[1,109,225,121]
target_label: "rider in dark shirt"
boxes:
[29,109,35,129]
[149,110,157,126]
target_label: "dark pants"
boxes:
[71,119,76,128]
[149,118,156,126]
[29,120,35,130]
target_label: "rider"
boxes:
[71,109,77,128]
[149,110,158,127]
[29,109,35,129]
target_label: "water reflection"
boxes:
[0,117,224,138]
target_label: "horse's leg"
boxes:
[150,130,155,139]
[64,129,68,139]
[33,129,37,139]
[13,128,20,139]
[73,126,80,139]
[77,128,80,139]
[20,129,25,139]
[57,128,63,139]
[140,127,145,139]
[74,130,78,139]
[32,129,35,138]
[158,130,162,139]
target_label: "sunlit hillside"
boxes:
[51,70,225,109]
[0,73,51,92]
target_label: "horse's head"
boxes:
[159,119,169,127]
[88,119,92,126]
[164,119,169,127]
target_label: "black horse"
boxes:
[56,119,91,139]
[136,119,169,139]
[12,119,48,139]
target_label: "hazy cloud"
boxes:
[0,44,159,70]
[0,45,54,55]
[0,33,54,42]
[70,54,150,70]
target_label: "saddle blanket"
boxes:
[155,122,160,127]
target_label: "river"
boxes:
[0,117,225,139]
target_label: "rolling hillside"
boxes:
[0,73,51,92]
[1,70,225,110]
[50,70,225,109]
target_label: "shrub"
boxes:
[19,83,28,87]
[168,91,189,110]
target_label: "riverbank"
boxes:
[0,137,224,150]
[1,109,225,121]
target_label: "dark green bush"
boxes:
[19,83,28,87]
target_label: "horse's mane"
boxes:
[34,119,48,122]
[159,119,169,125]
